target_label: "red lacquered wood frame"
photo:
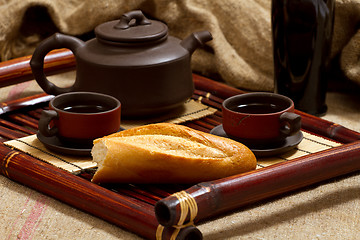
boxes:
[0,49,359,239]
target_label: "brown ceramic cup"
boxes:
[38,92,121,146]
[222,92,301,146]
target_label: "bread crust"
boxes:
[91,123,256,184]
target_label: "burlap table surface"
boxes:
[0,0,360,239]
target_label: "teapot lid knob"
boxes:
[114,10,151,29]
[95,10,168,44]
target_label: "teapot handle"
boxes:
[30,33,85,96]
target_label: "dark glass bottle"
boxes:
[272,0,335,116]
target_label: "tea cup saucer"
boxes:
[210,124,303,157]
[37,132,92,156]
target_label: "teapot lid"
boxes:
[95,10,168,44]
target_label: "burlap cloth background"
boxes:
[1,0,360,90]
[0,0,360,239]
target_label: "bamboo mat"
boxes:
[257,131,341,169]
[4,134,94,174]
[4,130,341,175]
[121,99,217,129]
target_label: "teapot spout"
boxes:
[180,31,212,55]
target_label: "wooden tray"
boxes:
[0,50,360,240]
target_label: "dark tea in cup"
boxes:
[59,104,113,113]
[229,102,284,114]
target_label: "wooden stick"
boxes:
[155,140,360,227]
[192,74,246,99]
[192,95,222,110]
[110,186,160,205]
[7,113,39,129]
[0,125,28,140]
[195,116,220,128]
[0,93,53,116]
[193,89,225,104]
[182,122,210,133]
[0,49,75,88]
[0,119,37,135]
[294,110,360,143]
[26,109,43,120]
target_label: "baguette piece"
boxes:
[91,123,256,184]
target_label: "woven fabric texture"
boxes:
[1,0,360,91]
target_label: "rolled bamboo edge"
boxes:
[155,140,360,227]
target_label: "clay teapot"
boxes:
[30,10,212,117]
